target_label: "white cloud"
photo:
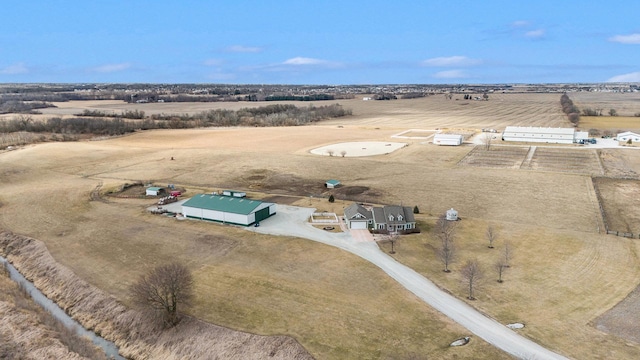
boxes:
[283,57,327,65]
[608,33,640,44]
[524,29,545,38]
[607,71,640,82]
[511,20,530,28]
[92,63,131,73]
[433,69,468,79]
[421,56,481,67]
[0,62,28,75]
[226,45,262,53]
[203,59,223,66]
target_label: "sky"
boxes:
[1,1,639,85]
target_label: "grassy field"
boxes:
[2,93,640,359]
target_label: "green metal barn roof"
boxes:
[182,194,270,215]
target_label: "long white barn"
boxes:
[502,126,578,144]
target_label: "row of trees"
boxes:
[560,93,580,126]
[582,107,620,117]
[0,104,351,137]
[0,100,55,114]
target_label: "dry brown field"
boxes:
[2,93,640,359]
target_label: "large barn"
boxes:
[501,126,578,144]
[181,194,276,226]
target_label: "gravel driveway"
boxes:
[249,205,569,359]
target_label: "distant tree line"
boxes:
[0,100,56,114]
[76,109,146,119]
[560,94,580,126]
[0,104,352,137]
[401,93,427,99]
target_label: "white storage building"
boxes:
[433,133,463,146]
[617,131,640,142]
[502,127,577,144]
[182,194,276,226]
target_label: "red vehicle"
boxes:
[170,191,181,197]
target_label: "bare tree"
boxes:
[131,263,194,328]
[486,225,498,248]
[387,232,399,254]
[609,108,618,117]
[503,241,513,268]
[326,149,334,157]
[435,215,457,272]
[340,150,347,157]
[461,259,483,300]
[481,133,493,150]
[495,258,507,283]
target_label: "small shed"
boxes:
[446,208,459,221]
[325,179,341,189]
[222,190,246,198]
[146,186,164,196]
[617,131,640,143]
[433,133,463,146]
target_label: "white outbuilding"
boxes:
[433,133,463,146]
[146,186,164,196]
[617,131,640,143]
[502,126,577,144]
[446,208,459,221]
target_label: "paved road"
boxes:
[250,205,570,360]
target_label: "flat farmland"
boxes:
[594,177,640,234]
[24,92,571,131]
[2,92,640,359]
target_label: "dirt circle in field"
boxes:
[310,141,407,157]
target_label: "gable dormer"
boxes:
[388,214,394,221]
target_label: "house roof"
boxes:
[344,203,371,221]
[326,179,341,185]
[147,186,163,191]
[182,194,271,215]
[374,206,415,225]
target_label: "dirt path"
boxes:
[251,205,569,360]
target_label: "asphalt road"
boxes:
[250,204,570,360]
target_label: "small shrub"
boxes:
[413,206,420,214]
[328,195,335,203]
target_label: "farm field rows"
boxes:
[2,93,640,359]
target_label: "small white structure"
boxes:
[146,186,164,196]
[446,208,459,221]
[617,131,640,143]
[222,190,246,198]
[325,179,341,189]
[502,126,576,144]
[433,133,463,146]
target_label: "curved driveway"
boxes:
[250,205,569,360]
